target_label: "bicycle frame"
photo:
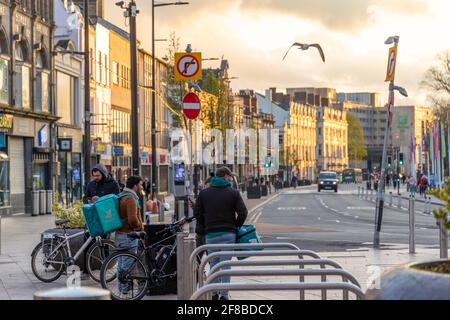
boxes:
[42,230,98,265]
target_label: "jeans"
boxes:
[115,233,138,294]
[206,232,237,299]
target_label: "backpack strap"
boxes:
[118,192,142,210]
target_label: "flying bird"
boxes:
[282,43,325,63]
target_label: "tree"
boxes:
[422,51,450,120]
[347,113,368,162]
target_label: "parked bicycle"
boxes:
[100,216,195,300]
[31,219,116,283]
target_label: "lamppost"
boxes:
[150,0,189,201]
[374,35,408,248]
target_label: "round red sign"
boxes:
[182,92,201,120]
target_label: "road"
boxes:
[252,185,444,252]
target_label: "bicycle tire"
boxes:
[86,239,116,283]
[31,241,66,283]
[100,251,149,301]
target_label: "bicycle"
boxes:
[31,219,116,283]
[99,216,195,300]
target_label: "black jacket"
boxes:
[194,183,248,234]
[83,164,120,204]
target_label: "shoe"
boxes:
[212,294,220,300]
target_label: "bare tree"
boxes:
[422,51,450,119]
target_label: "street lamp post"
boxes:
[83,0,91,188]
[374,36,408,247]
[151,0,189,200]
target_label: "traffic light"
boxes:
[399,153,404,166]
[387,156,392,168]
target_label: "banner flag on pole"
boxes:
[434,123,439,160]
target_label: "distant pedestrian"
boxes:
[194,166,248,300]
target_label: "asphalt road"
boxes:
[252,185,445,252]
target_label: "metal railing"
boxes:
[190,282,366,300]
[189,243,306,299]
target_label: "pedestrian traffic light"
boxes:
[387,156,392,168]
[399,153,404,166]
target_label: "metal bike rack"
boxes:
[204,268,361,301]
[190,282,366,301]
[189,243,306,299]
[198,250,326,300]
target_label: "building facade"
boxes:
[390,105,432,176]
[54,0,84,205]
[316,105,349,173]
[284,102,317,181]
[0,0,56,215]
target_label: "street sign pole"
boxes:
[374,38,399,248]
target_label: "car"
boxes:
[318,172,338,193]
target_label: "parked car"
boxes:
[318,172,338,193]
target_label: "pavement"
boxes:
[0,185,447,300]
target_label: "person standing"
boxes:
[116,176,145,297]
[83,164,120,204]
[194,167,248,300]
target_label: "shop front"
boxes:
[57,126,83,205]
[0,114,12,215]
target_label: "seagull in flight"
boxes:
[282,43,326,63]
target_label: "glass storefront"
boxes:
[58,152,82,205]
[33,162,49,191]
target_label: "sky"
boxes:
[105,0,450,106]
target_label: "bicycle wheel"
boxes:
[100,251,149,301]
[86,239,116,283]
[31,241,66,283]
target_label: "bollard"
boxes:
[409,197,415,254]
[428,197,432,215]
[158,200,165,223]
[365,188,369,201]
[389,192,393,207]
[34,287,110,300]
[397,194,402,209]
[39,190,46,215]
[177,232,196,300]
[440,217,448,259]
[46,190,53,215]
[32,191,39,217]
[357,187,360,197]
[370,189,374,202]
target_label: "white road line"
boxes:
[253,212,263,223]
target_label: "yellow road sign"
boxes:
[385,47,398,82]
[174,52,202,81]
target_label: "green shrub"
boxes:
[53,196,86,229]
[431,182,450,231]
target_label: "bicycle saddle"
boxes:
[127,231,146,240]
[55,219,70,226]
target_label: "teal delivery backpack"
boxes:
[82,193,139,237]
[236,225,262,260]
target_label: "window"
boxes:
[15,43,30,109]
[36,51,49,113]
[57,72,79,126]
[0,58,8,105]
[112,61,119,85]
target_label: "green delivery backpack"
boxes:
[82,192,140,237]
[236,225,263,260]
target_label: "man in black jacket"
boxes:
[82,164,120,204]
[194,166,248,300]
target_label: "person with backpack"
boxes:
[83,164,120,204]
[116,176,144,297]
[194,167,248,300]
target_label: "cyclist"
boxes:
[194,166,248,300]
[83,164,120,204]
[116,176,145,297]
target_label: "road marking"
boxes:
[252,212,263,223]
[277,207,307,211]
[347,207,373,210]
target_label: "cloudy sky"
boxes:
[105,0,450,106]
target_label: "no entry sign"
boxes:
[183,92,201,120]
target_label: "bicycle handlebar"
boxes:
[154,217,196,236]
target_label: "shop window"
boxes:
[33,163,48,191]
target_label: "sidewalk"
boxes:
[0,189,282,300]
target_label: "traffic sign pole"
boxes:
[374,38,400,248]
